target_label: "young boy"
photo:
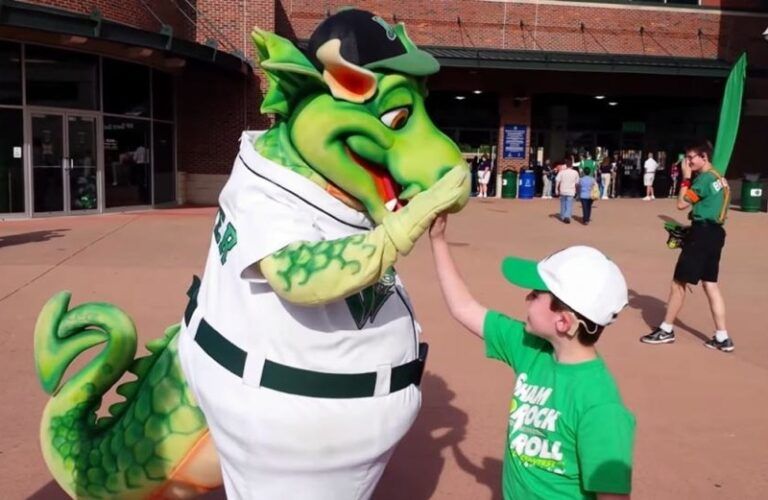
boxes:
[429,215,635,500]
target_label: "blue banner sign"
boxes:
[503,124,527,159]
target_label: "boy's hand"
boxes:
[429,213,448,240]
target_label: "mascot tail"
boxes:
[34,292,221,499]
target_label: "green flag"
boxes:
[711,53,747,174]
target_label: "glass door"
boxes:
[31,113,65,213]
[31,112,99,215]
[67,115,98,211]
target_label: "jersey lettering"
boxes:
[214,208,238,264]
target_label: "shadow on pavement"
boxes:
[374,371,485,499]
[628,289,709,342]
[0,229,68,248]
[27,480,68,499]
[452,444,503,500]
[30,372,489,500]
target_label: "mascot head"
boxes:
[253,8,470,223]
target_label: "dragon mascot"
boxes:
[34,9,470,499]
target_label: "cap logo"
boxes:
[372,16,397,41]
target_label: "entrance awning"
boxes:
[0,0,250,74]
[426,46,731,78]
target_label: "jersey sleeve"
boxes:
[577,403,636,495]
[685,174,712,204]
[221,186,323,282]
[483,310,548,371]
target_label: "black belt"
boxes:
[183,276,427,399]
[692,220,722,227]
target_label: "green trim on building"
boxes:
[0,0,251,74]
[425,46,732,77]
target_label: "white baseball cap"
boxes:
[502,245,628,326]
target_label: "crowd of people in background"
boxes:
[469,148,686,225]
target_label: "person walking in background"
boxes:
[599,157,613,199]
[581,152,596,177]
[477,154,491,198]
[669,153,682,198]
[643,152,659,200]
[640,139,733,352]
[578,167,598,225]
[541,159,553,199]
[555,160,579,224]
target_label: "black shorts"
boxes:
[673,222,726,284]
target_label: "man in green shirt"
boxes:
[430,216,635,499]
[640,139,733,352]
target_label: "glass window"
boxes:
[153,122,175,204]
[153,71,174,121]
[25,45,98,110]
[104,117,151,207]
[0,109,25,213]
[103,59,150,117]
[0,42,22,105]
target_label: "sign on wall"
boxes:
[503,124,527,159]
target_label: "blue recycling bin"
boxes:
[519,170,536,199]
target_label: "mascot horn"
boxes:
[34,8,470,499]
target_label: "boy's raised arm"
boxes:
[429,214,488,337]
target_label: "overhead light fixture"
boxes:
[164,57,186,69]
[455,96,466,100]
[473,90,483,94]
[127,47,154,58]
[61,35,88,45]
[595,95,605,100]
[608,101,618,106]
[763,26,768,42]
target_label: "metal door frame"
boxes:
[25,106,103,217]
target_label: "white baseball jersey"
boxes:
[178,131,422,500]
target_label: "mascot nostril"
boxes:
[34,8,470,500]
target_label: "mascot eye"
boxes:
[380,107,410,130]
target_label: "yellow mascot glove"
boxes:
[383,165,470,255]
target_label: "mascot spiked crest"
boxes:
[35,9,469,499]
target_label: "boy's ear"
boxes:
[556,311,579,338]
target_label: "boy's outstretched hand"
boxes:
[430,213,448,241]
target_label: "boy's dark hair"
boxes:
[685,139,713,160]
[549,294,605,346]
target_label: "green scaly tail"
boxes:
[35,292,211,499]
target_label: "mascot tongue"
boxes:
[348,149,403,211]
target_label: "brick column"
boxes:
[495,94,531,197]
[496,94,531,173]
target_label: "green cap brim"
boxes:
[364,50,440,76]
[501,256,549,291]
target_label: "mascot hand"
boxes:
[383,166,470,255]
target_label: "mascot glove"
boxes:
[383,166,469,255]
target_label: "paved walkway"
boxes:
[1,199,766,499]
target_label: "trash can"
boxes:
[741,174,763,213]
[501,170,517,198]
[519,170,536,199]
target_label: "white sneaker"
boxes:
[601,196,608,200]
[651,195,655,200]
[642,196,650,201]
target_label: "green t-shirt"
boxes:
[581,159,596,175]
[484,310,636,500]
[686,170,730,224]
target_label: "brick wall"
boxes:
[276,0,767,64]
[177,62,271,179]
[26,0,195,40]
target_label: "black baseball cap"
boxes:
[307,9,439,76]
